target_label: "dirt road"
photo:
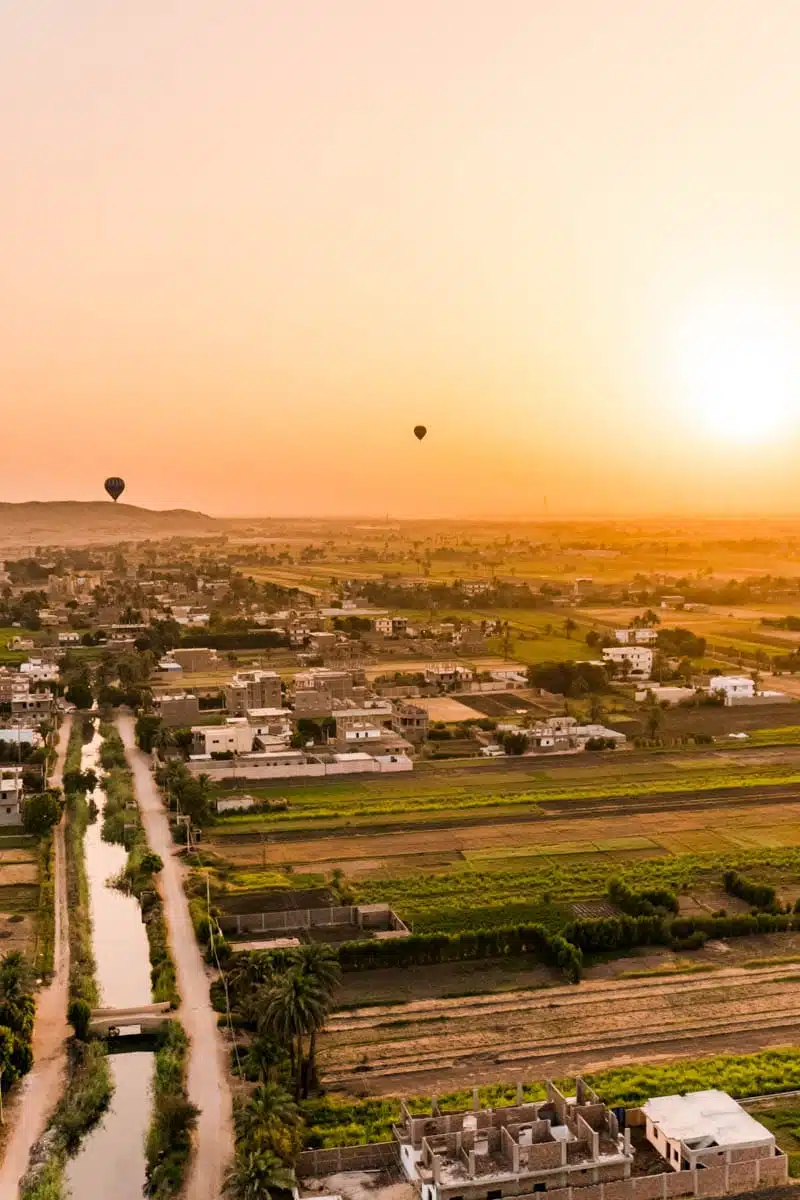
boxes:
[117,715,233,1200]
[0,715,72,1197]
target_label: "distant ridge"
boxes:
[0,500,220,547]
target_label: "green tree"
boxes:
[645,699,663,740]
[22,792,61,838]
[235,1083,303,1164]
[260,970,329,1099]
[562,617,577,639]
[65,679,93,709]
[224,1149,295,1200]
[68,997,92,1041]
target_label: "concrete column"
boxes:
[517,1083,524,1106]
[561,1140,568,1167]
[661,1172,668,1199]
[468,1151,476,1177]
[433,1156,441,1185]
[473,1087,480,1112]
[624,1128,631,1156]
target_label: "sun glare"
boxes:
[675,294,796,443]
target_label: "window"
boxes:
[487,1191,502,1200]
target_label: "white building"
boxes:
[20,658,59,684]
[614,628,658,645]
[191,721,255,756]
[642,1090,775,1173]
[635,685,695,705]
[423,663,474,684]
[0,767,24,825]
[58,631,81,645]
[373,616,408,636]
[709,675,755,705]
[602,645,653,679]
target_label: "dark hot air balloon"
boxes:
[413,425,427,441]
[104,477,125,502]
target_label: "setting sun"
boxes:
[675,293,796,443]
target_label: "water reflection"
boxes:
[64,725,154,1198]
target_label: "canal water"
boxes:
[65,724,155,1199]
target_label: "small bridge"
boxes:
[89,1002,175,1037]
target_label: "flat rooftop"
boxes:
[643,1090,773,1150]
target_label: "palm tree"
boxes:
[261,970,329,1099]
[236,1083,300,1146]
[291,945,341,1093]
[224,1148,295,1200]
[243,1033,286,1084]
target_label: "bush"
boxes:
[724,869,779,911]
[68,998,91,1041]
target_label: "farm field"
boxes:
[316,956,800,1099]
[209,743,800,829]
[0,833,42,960]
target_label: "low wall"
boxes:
[221,903,409,937]
[297,1142,399,1177]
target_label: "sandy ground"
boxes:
[410,696,485,721]
[0,716,72,1198]
[118,714,234,1200]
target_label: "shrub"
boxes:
[67,998,91,1041]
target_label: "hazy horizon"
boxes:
[4,1,800,517]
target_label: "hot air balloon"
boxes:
[413,425,427,441]
[104,477,125,503]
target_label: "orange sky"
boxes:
[3,1,800,517]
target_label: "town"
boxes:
[3,516,800,1199]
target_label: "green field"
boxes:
[211,752,800,827]
[351,845,800,932]
[301,1047,800,1147]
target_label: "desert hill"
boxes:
[0,501,220,548]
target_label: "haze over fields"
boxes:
[4,2,800,517]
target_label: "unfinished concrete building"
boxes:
[396,1081,633,1200]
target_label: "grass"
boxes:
[750,1102,800,1177]
[352,845,800,933]
[145,1022,197,1198]
[302,1046,800,1147]
[209,754,800,829]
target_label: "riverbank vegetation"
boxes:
[21,716,112,1198]
[145,1022,198,1198]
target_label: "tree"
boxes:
[562,618,577,639]
[588,694,605,724]
[644,700,663,740]
[22,792,61,838]
[260,970,329,1099]
[68,997,91,1041]
[65,679,93,710]
[235,1083,302,1163]
[63,769,97,795]
[136,714,164,753]
[501,731,527,756]
[224,1149,295,1200]
[291,945,341,1091]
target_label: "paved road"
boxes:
[0,715,72,1197]
[117,715,233,1200]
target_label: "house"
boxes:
[395,1079,634,1200]
[490,667,527,685]
[225,670,282,715]
[157,658,183,674]
[462,580,491,595]
[171,606,210,628]
[58,631,81,645]
[20,658,59,684]
[157,693,201,727]
[423,663,474,685]
[602,646,653,679]
[391,701,429,744]
[709,675,754,705]
[7,637,34,652]
[642,1090,776,1173]
[614,628,658,645]
[191,721,255,756]
[660,594,685,609]
[169,647,218,672]
[12,692,53,717]
[0,767,24,825]
[635,685,695,705]
[452,625,485,650]
[0,669,29,704]
[293,668,354,701]
[374,616,408,637]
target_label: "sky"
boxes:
[4,1,800,517]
